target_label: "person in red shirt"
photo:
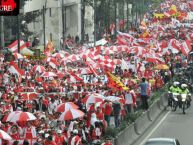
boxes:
[95,107,104,121]
[9,125,20,140]
[68,130,82,145]
[23,121,37,140]
[103,101,112,126]
[54,130,65,145]
[2,122,11,133]
[44,135,57,145]
[95,106,107,129]
[155,75,164,90]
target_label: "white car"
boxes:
[144,138,181,145]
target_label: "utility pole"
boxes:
[43,6,46,51]
[94,0,96,46]
[17,15,20,53]
[114,0,117,38]
[81,0,85,43]
[61,0,65,48]
[0,16,4,54]
[127,1,129,32]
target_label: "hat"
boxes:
[57,130,62,134]
[181,84,187,88]
[45,133,49,138]
[72,129,78,134]
[38,130,45,134]
[0,102,5,105]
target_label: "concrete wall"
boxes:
[84,5,94,42]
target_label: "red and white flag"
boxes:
[169,39,181,51]
[7,40,27,53]
[67,71,83,83]
[8,61,25,76]
[180,40,192,56]
[117,31,135,46]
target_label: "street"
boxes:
[133,104,193,145]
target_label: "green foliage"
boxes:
[105,127,118,138]
[4,10,41,43]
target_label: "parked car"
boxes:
[144,138,180,145]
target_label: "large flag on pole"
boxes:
[7,40,26,52]
[106,72,129,91]
[8,61,25,76]
[180,40,192,56]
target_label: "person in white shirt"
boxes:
[125,91,133,114]
[48,98,58,115]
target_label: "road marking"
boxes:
[139,111,171,145]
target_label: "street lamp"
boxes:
[43,0,48,51]
[17,8,24,54]
[81,0,85,43]
[94,0,101,46]
[0,16,4,54]
[55,0,65,49]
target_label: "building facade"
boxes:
[24,0,88,49]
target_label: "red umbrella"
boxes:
[59,108,84,121]
[0,129,12,140]
[8,112,37,123]
[20,92,38,100]
[82,93,104,109]
[55,102,79,112]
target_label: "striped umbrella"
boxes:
[59,108,84,121]
[8,112,37,123]
[55,102,79,112]
[2,111,22,122]
[0,129,12,140]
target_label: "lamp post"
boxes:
[94,0,97,46]
[81,0,85,43]
[114,0,117,38]
[43,6,46,51]
[55,0,65,49]
[43,0,48,51]
[61,0,65,48]
[94,0,101,46]
[0,16,4,54]
[17,15,20,53]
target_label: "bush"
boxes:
[104,127,118,138]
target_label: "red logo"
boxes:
[0,0,17,11]
[0,0,19,15]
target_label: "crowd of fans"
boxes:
[0,0,193,145]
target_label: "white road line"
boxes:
[139,111,171,145]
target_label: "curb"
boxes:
[113,94,168,145]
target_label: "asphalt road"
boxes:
[133,104,193,145]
